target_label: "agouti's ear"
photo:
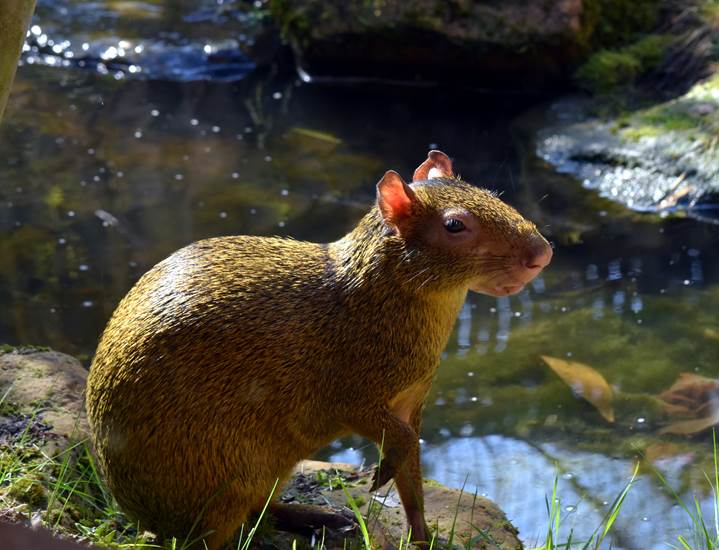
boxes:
[412,150,454,181]
[377,170,416,232]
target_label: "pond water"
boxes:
[2,5,719,548]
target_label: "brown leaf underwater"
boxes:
[659,413,719,435]
[658,372,719,435]
[541,355,615,423]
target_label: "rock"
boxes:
[0,522,94,550]
[537,73,719,222]
[269,0,657,90]
[280,461,523,549]
[0,348,88,449]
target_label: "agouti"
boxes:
[86,151,552,549]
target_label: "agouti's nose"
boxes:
[522,236,553,271]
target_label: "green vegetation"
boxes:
[532,435,719,550]
[613,71,719,146]
[533,464,638,550]
[0,433,155,548]
[646,432,719,550]
[701,0,719,26]
[575,34,673,94]
[0,430,295,549]
[0,343,52,354]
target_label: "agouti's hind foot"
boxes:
[370,463,396,491]
[269,502,357,535]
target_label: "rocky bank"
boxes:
[538,72,719,222]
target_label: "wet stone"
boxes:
[537,75,719,222]
[0,348,89,451]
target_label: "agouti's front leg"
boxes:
[343,406,417,489]
[342,405,430,546]
[391,385,432,546]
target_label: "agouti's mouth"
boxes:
[469,282,526,297]
[493,283,525,296]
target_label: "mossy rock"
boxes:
[0,350,89,451]
[269,0,662,90]
[7,475,48,507]
[537,71,719,220]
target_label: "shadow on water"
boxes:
[2,24,719,549]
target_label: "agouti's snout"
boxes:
[492,233,552,296]
[522,235,553,272]
[470,230,552,297]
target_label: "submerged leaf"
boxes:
[657,372,719,435]
[659,412,719,435]
[541,355,615,422]
[658,373,719,415]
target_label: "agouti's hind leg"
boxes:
[269,502,357,534]
[182,495,253,550]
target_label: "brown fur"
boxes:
[86,152,551,548]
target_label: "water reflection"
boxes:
[22,0,264,81]
[331,435,707,549]
[442,253,694,355]
[439,437,704,550]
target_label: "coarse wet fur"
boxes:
[86,151,552,549]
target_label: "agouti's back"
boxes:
[86,151,552,549]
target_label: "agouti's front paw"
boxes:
[369,462,396,491]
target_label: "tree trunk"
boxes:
[0,0,37,123]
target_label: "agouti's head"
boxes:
[377,150,552,296]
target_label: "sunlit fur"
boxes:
[86,175,547,549]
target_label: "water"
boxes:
[2,7,719,548]
[23,0,261,81]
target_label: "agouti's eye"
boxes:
[443,218,465,233]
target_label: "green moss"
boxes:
[575,34,673,93]
[422,478,444,488]
[639,109,700,131]
[44,185,64,209]
[0,343,51,354]
[9,476,48,507]
[576,50,642,93]
[626,34,673,69]
[620,124,664,140]
[615,69,719,142]
[0,399,20,416]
